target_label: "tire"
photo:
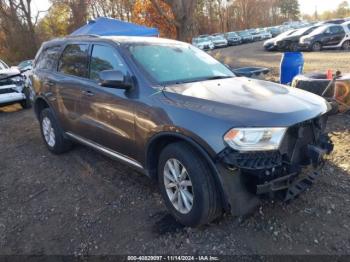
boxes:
[158,142,221,227]
[20,87,32,109]
[311,42,322,52]
[289,42,299,52]
[342,40,350,51]
[39,108,72,154]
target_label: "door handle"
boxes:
[82,90,95,96]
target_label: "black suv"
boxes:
[299,24,349,51]
[32,35,333,226]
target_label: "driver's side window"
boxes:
[89,44,127,81]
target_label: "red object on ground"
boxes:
[327,69,333,80]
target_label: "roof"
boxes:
[70,17,159,37]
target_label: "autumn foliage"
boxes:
[132,0,177,39]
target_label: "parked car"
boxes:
[0,59,31,108]
[32,35,333,226]
[210,34,228,48]
[192,36,214,50]
[263,29,296,51]
[225,32,242,45]
[256,29,272,40]
[247,29,263,41]
[237,30,254,43]
[274,26,318,51]
[267,26,282,37]
[315,19,346,26]
[299,24,350,51]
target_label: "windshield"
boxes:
[18,60,32,69]
[227,32,238,37]
[238,31,249,36]
[276,29,296,38]
[212,35,224,40]
[309,25,327,36]
[128,43,234,85]
[291,27,315,36]
[197,37,210,43]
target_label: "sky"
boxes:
[299,0,350,15]
[31,0,350,17]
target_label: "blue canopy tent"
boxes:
[71,17,159,37]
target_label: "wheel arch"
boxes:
[145,132,228,209]
[34,96,50,120]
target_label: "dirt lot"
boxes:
[1,42,350,257]
[212,41,350,79]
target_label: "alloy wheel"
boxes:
[342,41,350,51]
[42,117,56,147]
[163,158,194,214]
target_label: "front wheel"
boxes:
[158,142,222,227]
[311,42,322,52]
[342,40,350,51]
[289,42,299,52]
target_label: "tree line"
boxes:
[0,0,348,64]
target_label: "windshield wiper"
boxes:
[201,76,233,81]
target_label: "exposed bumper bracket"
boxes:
[256,171,320,201]
[284,171,320,202]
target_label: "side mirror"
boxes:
[98,70,132,89]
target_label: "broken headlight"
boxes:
[224,127,287,152]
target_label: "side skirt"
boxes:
[66,132,145,173]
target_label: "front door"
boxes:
[325,26,346,46]
[76,43,137,159]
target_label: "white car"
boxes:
[192,37,215,50]
[210,34,228,48]
[0,59,31,108]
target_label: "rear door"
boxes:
[32,45,62,111]
[55,43,90,133]
[76,43,137,159]
[325,26,346,46]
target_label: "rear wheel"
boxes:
[39,108,72,154]
[158,142,221,227]
[342,40,350,51]
[311,42,322,52]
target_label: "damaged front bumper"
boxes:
[215,115,333,215]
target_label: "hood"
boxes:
[163,77,329,127]
[0,67,21,80]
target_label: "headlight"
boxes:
[224,127,287,152]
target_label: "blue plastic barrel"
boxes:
[280,52,304,85]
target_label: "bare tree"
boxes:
[150,0,198,41]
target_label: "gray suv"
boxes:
[32,35,333,226]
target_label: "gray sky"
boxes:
[299,0,350,15]
[31,0,350,18]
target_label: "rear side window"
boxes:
[58,44,89,78]
[348,25,350,31]
[330,26,344,34]
[35,46,61,71]
[89,45,127,81]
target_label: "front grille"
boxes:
[0,88,16,95]
[279,116,327,165]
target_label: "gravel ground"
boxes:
[0,43,350,257]
[211,41,350,80]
